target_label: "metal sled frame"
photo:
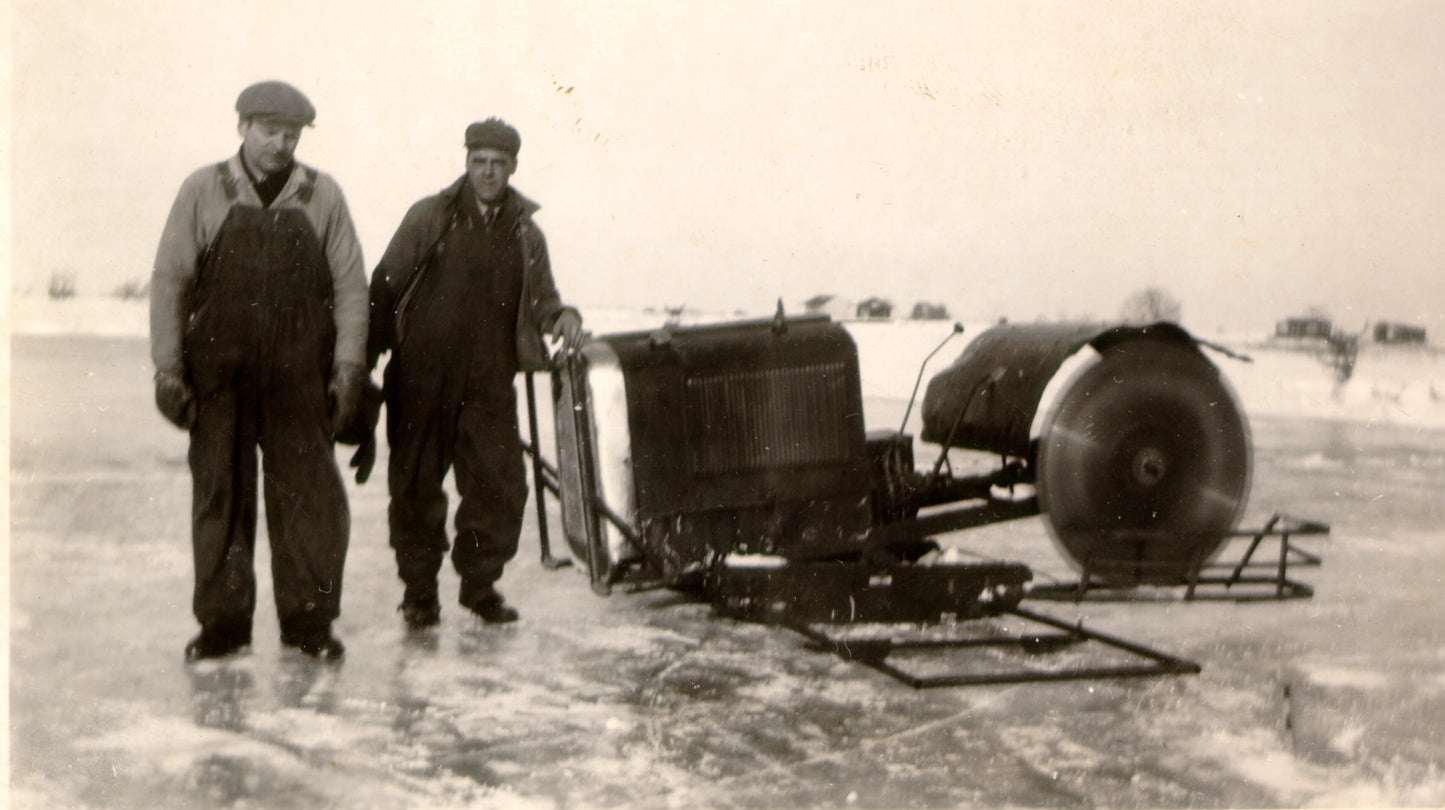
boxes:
[521,365,640,593]
[516,359,1318,689]
[1027,514,1327,603]
[777,607,1201,689]
[521,371,570,571]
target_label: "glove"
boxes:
[154,369,196,430]
[334,374,384,485]
[349,434,377,485]
[328,362,367,438]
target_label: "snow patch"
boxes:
[1200,728,1325,798]
[1330,724,1367,756]
[1303,667,1391,691]
[250,706,387,752]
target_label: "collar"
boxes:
[441,175,541,220]
[238,149,294,186]
[227,152,303,206]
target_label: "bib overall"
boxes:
[384,196,528,611]
[183,190,349,641]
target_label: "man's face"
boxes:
[467,148,516,204]
[239,118,302,178]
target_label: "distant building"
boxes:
[1275,316,1332,340]
[1372,321,1426,345]
[855,297,893,320]
[804,294,853,320]
[910,301,950,320]
[804,294,834,312]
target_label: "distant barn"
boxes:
[855,297,893,320]
[910,301,950,320]
[804,294,853,320]
[1372,322,1426,345]
[1275,316,1332,340]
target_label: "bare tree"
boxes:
[1119,287,1182,324]
[115,279,150,300]
[48,272,76,300]
[1326,329,1359,384]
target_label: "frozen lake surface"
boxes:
[8,305,1445,808]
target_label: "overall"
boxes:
[184,168,349,641]
[384,196,528,611]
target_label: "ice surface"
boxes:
[8,298,1445,808]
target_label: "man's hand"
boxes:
[349,435,377,485]
[154,369,196,430]
[550,308,584,353]
[334,375,383,484]
[328,362,367,438]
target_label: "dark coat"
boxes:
[367,176,574,372]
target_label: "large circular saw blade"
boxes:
[1035,335,1251,585]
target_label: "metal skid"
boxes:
[778,608,1201,689]
[1027,514,1327,603]
[708,556,1203,688]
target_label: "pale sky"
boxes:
[9,0,1445,335]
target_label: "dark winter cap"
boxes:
[235,81,316,126]
[465,118,521,158]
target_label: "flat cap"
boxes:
[236,81,316,126]
[465,118,520,158]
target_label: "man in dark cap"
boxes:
[367,117,583,630]
[150,80,369,661]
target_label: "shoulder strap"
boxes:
[393,200,463,345]
[215,161,239,202]
[297,167,318,204]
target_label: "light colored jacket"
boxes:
[150,153,369,373]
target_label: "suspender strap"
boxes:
[393,200,463,346]
[216,161,239,202]
[217,161,317,204]
[297,167,318,204]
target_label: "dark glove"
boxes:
[349,434,377,485]
[328,362,367,438]
[334,375,384,485]
[154,369,196,430]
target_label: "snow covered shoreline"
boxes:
[14,295,1444,429]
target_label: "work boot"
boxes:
[463,585,518,624]
[399,597,441,631]
[297,632,346,660]
[280,624,345,661]
[184,624,252,662]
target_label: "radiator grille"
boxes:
[685,362,852,475]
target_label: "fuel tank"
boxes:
[919,322,1104,457]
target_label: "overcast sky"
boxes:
[9,0,1445,335]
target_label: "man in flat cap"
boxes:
[367,117,583,630]
[150,80,368,661]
